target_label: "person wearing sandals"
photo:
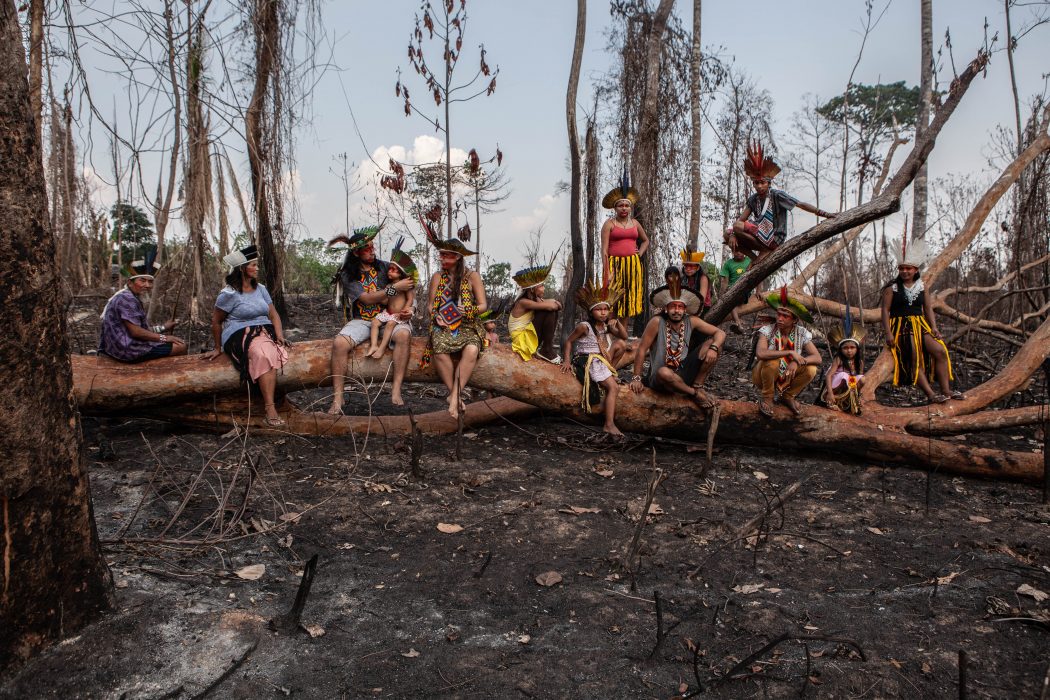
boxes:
[508,255,563,363]
[881,235,963,404]
[204,245,290,427]
[752,287,821,418]
[629,279,724,413]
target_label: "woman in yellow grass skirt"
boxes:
[880,235,964,404]
[507,255,562,363]
[600,169,649,322]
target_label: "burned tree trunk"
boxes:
[0,0,112,667]
[562,0,587,341]
[71,339,1043,483]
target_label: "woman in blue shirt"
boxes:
[203,245,290,426]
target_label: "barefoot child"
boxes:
[561,280,626,437]
[823,313,866,415]
[367,238,417,359]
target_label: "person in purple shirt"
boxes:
[99,253,186,362]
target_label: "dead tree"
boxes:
[563,0,587,339]
[1,0,112,667]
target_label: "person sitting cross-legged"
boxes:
[752,287,822,418]
[629,280,725,413]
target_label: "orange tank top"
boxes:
[608,224,638,257]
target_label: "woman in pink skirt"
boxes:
[204,245,290,426]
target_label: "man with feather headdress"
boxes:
[326,225,416,412]
[629,278,725,413]
[726,142,835,262]
[99,252,187,362]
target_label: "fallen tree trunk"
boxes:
[72,339,1043,483]
[906,405,1047,436]
[143,394,539,437]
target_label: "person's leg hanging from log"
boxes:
[454,344,481,415]
[327,334,355,415]
[389,326,411,407]
[598,375,623,437]
[752,360,778,418]
[534,307,561,362]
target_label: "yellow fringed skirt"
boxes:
[889,315,954,386]
[609,254,643,318]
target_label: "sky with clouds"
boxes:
[77,0,1049,271]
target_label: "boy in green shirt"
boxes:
[718,248,751,333]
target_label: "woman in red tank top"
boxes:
[600,178,649,321]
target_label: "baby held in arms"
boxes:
[367,250,416,359]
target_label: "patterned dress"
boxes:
[887,280,953,386]
[421,272,485,368]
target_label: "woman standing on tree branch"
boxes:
[600,170,649,323]
[881,235,964,404]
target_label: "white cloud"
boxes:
[510,192,557,235]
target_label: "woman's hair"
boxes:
[449,255,467,304]
[225,264,258,292]
[835,341,864,374]
[882,270,921,291]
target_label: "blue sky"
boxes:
[77,0,1050,270]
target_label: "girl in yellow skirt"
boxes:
[600,170,648,322]
[880,235,964,404]
[508,257,562,363]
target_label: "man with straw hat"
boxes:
[99,251,186,362]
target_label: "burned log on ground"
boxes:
[72,339,1043,483]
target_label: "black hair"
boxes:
[449,255,467,304]
[225,264,258,292]
[834,341,864,375]
[882,270,921,291]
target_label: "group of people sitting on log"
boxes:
[97,141,964,432]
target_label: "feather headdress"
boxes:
[828,285,866,347]
[601,165,641,209]
[327,224,383,253]
[513,251,557,290]
[890,231,931,269]
[650,277,702,315]
[418,213,476,256]
[764,286,813,323]
[743,140,781,181]
[679,246,705,265]
[127,248,161,279]
[575,277,625,311]
[389,237,419,283]
[221,244,257,271]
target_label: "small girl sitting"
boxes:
[823,320,866,414]
[561,281,627,437]
[367,240,417,359]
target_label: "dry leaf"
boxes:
[535,571,563,587]
[936,571,960,586]
[766,587,782,594]
[401,648,420,658]
[594,468,614,478]
[436,523,463,534]
[921,661,932,674]
[302,623,325,638]
[517,634,531,644]
[968,515,991,523]
[279,512,302,523]
[867,526,885,536]
[559,506,600,515]
[235,564,265,580]
[752,471,769,480]
[732,583,764,594]
[803,624,819,631]
[1017,583,1048,602]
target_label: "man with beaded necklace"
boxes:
[629,279,725,412]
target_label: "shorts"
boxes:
[340,317,411,346]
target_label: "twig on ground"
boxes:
[269,553,319,633]
[621,448,666,579]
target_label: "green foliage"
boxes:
[283,238,344,294]
[482,261,513,298]
[817,82,921,134]
[109,201,155,263]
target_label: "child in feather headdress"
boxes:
[366,238,417,359]
[823,305,867,415]
[726,141,836,262]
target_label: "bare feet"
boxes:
[447,391,460,418]
[604,424,624,438]
[368,347,385,360]
[780,395,803,417]
[364,344,377,356]
[326,397,343,415]
[391,388,404,406]
[691,386,717,411]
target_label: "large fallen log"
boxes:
[72,339,1043,482]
